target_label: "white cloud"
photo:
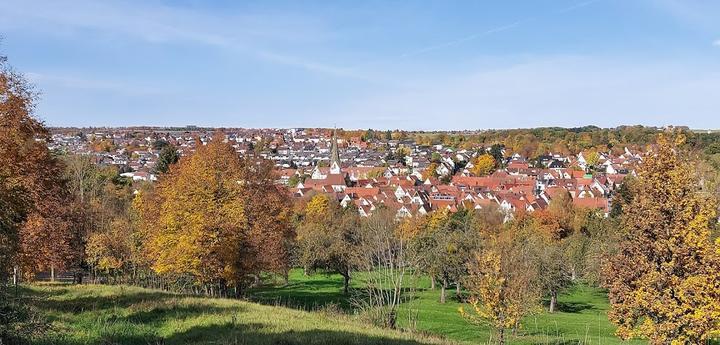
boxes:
[713,39,720,47]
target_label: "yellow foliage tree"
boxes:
[137,135,292,293]
[460,223,540,345]
[471,154,495,176]
[303,194,330,222]
[604,134,720,344]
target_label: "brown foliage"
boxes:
[137,136,293,291]
[1,57,82,279]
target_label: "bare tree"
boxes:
[353,207,419,329]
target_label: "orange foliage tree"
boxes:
[136,135,293,295]
[1,55,83,282]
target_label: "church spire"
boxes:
[330,127,341,174]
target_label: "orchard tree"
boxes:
[354,207,418,329]
[296,195,360,294]
[461,212,540,345]
[604,135,720,344]
[533,191,576,312]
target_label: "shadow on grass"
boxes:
[36,321,440,345]
[249,279,353,311]
[250,282,425,316]
[164,322,439,345]
[554,301,595,313]
[37,290,173,314]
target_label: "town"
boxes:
[48,126,644,220]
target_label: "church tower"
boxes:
[330,127,341,174]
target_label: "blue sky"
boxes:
[1,0,719,130]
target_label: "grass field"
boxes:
[20,269,646,345]
[249,269,644,345]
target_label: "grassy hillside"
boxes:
[24,284,452,345]
[22,270,646,345]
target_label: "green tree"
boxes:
[154,144,180,174]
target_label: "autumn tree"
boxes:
[569,208,619,286]
[413,209,477,303]
[62,154,137,284]
[296,194,360,294]
[470,154,496,176]
[532,191,577,312]
[86,217,136,283]
[1,53,80,340]
[604,135,720,344]
[583,150,599,172]
[137,135,293,295]
[0,56,83,282]
[423,162,440,180]
[460,213,541,345]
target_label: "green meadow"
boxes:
[249,269,642,345]
[20,269,645,344]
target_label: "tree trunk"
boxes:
[549,290,557,313]
[50,265,55,282]
[498,327,505,345]
[430,276,435,290]
[342,271,350,295]
[303,266,309,276]
[386,309,397,329]
[13,266,18,285]
[456,282,461,296]
[440,280,447,304]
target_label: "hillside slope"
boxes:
[25,284,454,345]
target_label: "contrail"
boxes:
[398,21,523,59]
[352,0,600,68]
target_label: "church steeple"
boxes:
[330,127,341,174]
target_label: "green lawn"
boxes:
[23,283,452,345]
[249,269,645,345]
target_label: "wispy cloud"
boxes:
[647,0,720,32]
[0,0,358,79]
[347,0,600,72]
[713,40,720,47]
[26,72,167,96]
